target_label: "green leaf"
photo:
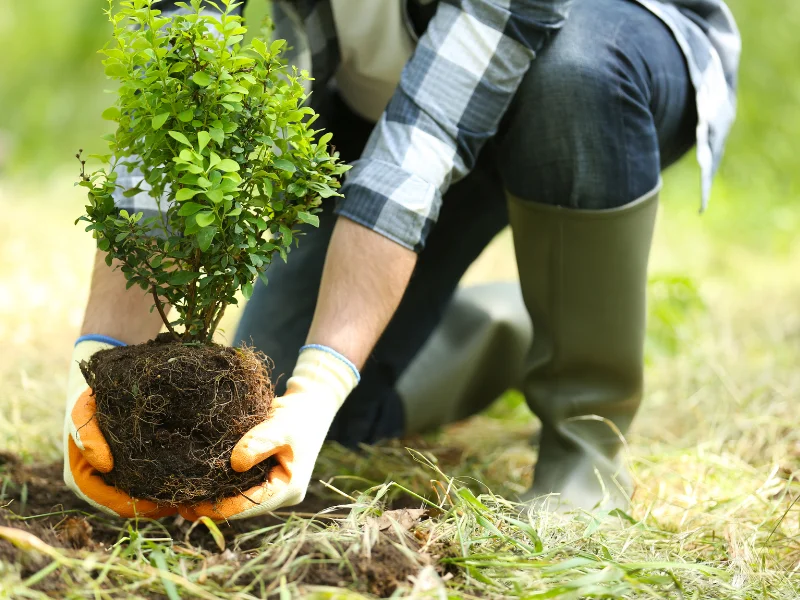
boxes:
[273,159,296,174]
[209,127,224,145]
[251,38,267,57]
[101,106,120,121]
[221,94,242,103]
[152,112,170,130]
[169,270,199,285]
[198,131,211,152]
[192,71,213,86]
[297,211,319,227]
[104,62,127,78]
[168,131,192,147]
[270,39,286,55]
[217,159,240,172]
[178,109,194,122]
[242,281,254,300]
[122,187,143,198]
[195,211,215,227]
[197,226,216,251]
[205,188,223,203]
[175,188,199,201]
[279,225,292,245]
[177,202,205,216]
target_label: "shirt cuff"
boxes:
[334,159,441,253]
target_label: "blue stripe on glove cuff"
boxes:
[75,334,127,347]
[299,344,361,383]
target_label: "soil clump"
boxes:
[299,533,430,596]
[80,333,276,505]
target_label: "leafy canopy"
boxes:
[77,0,347,342]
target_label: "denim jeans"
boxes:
[235,0,697,448]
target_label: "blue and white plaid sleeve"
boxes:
[335,0,572,252]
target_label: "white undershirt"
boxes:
[330,0,415,122]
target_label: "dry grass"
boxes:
[0,172,799,597]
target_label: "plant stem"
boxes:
[200,297,220,342]
[184,249,201,338]
[206,302,228,344]
[152,285,181,341]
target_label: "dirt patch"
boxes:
[81,333,276,504]
[0,452,330,551]
[0,453,456,598]
[300,533,430,596]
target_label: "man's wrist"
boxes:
[289,345,360,408]
[75,334,127,348]
[299,344,360,383]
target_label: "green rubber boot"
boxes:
[508,186,660,512]
[398,282,532,435]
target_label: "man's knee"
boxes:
[496,1,660,208]
[529,35,622,120]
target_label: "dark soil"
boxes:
[299,534,431,596]
[80,333,277,505]
[0,452,334,552]
[0,452,452,598]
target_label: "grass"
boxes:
[0,158,798,598]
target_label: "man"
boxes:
[65,0,740,519]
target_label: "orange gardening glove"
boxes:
[63,336,176,519]
[178,345,359,522]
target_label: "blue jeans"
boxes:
[235,0,697,448]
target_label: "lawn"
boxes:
[1,0,800,597]
[0,156,798,597]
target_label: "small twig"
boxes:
[152,285,180,341]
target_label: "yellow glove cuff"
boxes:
[288,345,360,410]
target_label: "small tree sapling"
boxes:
[78,0,346,343]
[74,0,348,504]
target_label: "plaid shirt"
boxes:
[125,0,740,252]
[271,0,740,251]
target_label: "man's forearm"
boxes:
[80,250,167,345]
[306,217,417,370]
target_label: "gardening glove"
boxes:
[178,345,359,521]
[64,336,177,519]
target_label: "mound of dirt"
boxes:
[300,534,431,596]
[80,334,276,504]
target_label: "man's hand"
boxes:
[64,337,177,519]
[178,346,359,521]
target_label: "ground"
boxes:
[1,168,799,598]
